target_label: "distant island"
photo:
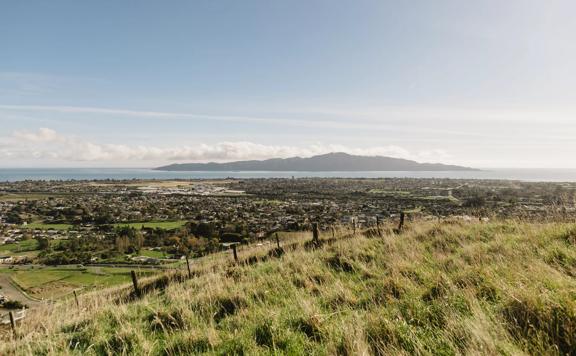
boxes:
[155,152,477,172]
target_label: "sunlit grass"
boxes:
[1,220,575,355]
[113,221,187,230]
[22,222,73,230]
[3,267,159,300]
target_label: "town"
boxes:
[1,178,574,265]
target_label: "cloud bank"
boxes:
[2,128,452,164]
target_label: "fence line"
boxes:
[1,214,408,341]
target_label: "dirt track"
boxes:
[0,274,42,310]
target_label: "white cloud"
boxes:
[2,104,575,133]
[13,128,63,143]
[4,128,453,164]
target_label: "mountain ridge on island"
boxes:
[155,152,477,172]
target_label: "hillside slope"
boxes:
[156,152,476,171]
[2,220,575,355]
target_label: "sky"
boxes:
[1,0,575,168]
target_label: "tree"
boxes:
[95,213,114,225]
[132,230,144,253]
[5,212,23,225]
[463,195,486,208]
[36,236,50,250]
[220,232,244,243]
[166,235,181,247]
[115,235,129,253]
[195,222,214,238]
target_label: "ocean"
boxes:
[1,168,576,182]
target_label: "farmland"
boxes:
[0,193,65,202]
[22,222,73,231]
[0,239,39,254]
[0,266,160,300]
[113,221,188,230]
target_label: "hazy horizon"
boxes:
[2,1,576,169]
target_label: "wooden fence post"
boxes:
[9,311,16,337]
[352,218,357,235]
[131,270,140,295]
[398,212,405,231]
[331,226,335,239]
[376,216,382,237]
[275,233,281,249]
[232,244,238,263]
[73,290,79,308]
[312,223,319,243]
[185,254,192,279]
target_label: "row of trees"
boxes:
[35,220,252,265]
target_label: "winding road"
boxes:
[0,274,43,309]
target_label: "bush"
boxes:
[2,300,27,309]
[462,195,486,208]
[220,232,245,243]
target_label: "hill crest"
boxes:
[155,152,476,171]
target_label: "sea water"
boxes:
[1,168,576,182]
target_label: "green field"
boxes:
[0,239,39,254]
[11,269,71,289]
[139,249,170,259]
[18,220,186,231]
[0,239,64,256]
[417,195,460,202]
[22,222,73,230]
[5,266,158,299]
[0,193,63,202]
[368,189,411,195]
[114,220,187,230]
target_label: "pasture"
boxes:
[113,221,187,230]
[0,266,158,300]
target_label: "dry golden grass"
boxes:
[1,219,575,355]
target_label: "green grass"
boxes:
[139,249,170,259]
[22,222,73,230]
[0,193,63,202]
[113,221,187,230]
[2,220,575,355]
[62,268,153,288]
[7,267,158,299]
[417,195,460,202]
[368,189,411,195]
[11,269,72,289]
[0,239,39,254]
[0,239,65,256]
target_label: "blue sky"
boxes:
[1,0,575,168]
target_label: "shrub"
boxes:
[2,300,27,309]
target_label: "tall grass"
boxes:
[1,220,575,355]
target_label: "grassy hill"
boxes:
[1,220,575,355]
